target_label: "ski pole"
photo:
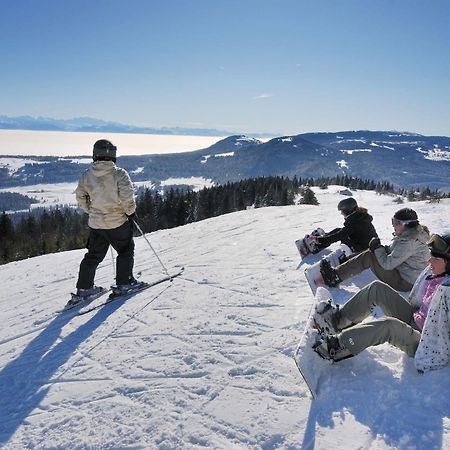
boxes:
[132,219,171,279]
[109,246,116,276]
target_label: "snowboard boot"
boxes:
[313,299,340,335]
[313,335,353,362]
[320,258,342,288]
[337,252,349,264]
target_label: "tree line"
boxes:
[0,175,447,265]
[0,192,39,211]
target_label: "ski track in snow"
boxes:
[1,186,449,449]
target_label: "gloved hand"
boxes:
[369,237,382,252]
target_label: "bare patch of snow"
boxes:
[161,176,214,191]
[215,152,234,158]
[0,157,50,176]
[336,139,367,144]
[134,181,155,190]
[0,182,78,207]
[58,158,92,164]
[336,160,349,168]
[340,149,372,154]
[235,137,260,146]
[417,147,450,161]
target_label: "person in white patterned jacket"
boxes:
[74,139,143,299]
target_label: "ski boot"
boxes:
[66,286,105,308]
[111,279,147,296]
[76,286,104,298]
[313,334,353,362]
[320,258,342,288]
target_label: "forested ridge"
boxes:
[0,175,445,265]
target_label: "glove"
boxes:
[309,236,324,254]
[126,213,137,228]
[369,237,382,252]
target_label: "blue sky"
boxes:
[1,0,450,136]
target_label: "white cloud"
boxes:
[253,93,273,100]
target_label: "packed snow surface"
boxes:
[1,187,449,449]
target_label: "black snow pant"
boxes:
[76,220,135,289]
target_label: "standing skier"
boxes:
[320,208,430,291]
[313,232,450,372]
[74,139,142,300]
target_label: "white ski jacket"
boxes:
[75,161,136,229]
[373,225,430,285]
[410,267,450,372]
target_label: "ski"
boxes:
[61,287,111,312]
[76,268,184,316]
[33,287,111,326]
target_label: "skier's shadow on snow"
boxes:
[0,299,126,445]
[300,354,447,450]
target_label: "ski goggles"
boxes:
[391,217,416,227]
[427,234,450,257]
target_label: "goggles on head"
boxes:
[391,217,417,227]
[427,234,450,257]
[392,218,404,226]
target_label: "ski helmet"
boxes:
[93,139,117,162]
[337,197,358,215]
[392,208,418,227]
[427,232,450,273]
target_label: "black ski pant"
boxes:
[76,220,135,289]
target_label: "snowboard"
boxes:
[295,228,325,259]
[294,286,333,398]
[304,243,352,294]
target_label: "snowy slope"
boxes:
[1,187,449,449]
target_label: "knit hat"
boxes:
[93,139,117,162]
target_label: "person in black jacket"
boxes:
[315,197,378,253]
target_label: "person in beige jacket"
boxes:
[74,139,139,298]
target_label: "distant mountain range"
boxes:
[1,130,449,192]
[0,115,274,138]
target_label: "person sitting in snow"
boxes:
[312,232,450,373]
[313,197,378,254]
[320,208,430,292]
[74,139,143,299]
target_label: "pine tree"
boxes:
[299,187,319,205]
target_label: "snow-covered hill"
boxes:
[1,187,449,449]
